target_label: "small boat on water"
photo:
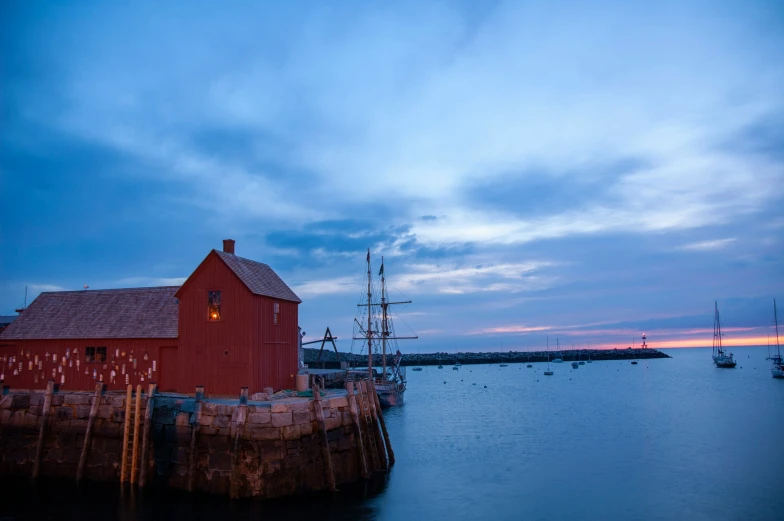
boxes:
[767,299,783,379]
[571,361,579,369]
[412,367,423,371]
[438,365,443,369]
[544,337,554,375]
[552,338,563,363]
[500,364,508,367]
[527,364,533,368]
[452,366,459,370]
[712,302,736,368]
[631,360,638,365]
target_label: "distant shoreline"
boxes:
[303,347,671,368]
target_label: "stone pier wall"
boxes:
[0,389,371,499]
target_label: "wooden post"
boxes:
[32,381,54,480]
[76,383,104,483]
[120,384,133,483]
[368,380,395,466]
[229,387,249,499]
[312,385,337,492]
[138,383,156,487]
[365,381,388,470]
[130,384,142,483]
[357,380,380,471]
[346,381,369,479]
[187,385,203,493]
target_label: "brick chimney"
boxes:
[222,239,235,255]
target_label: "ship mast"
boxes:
[381,256,387,379]
[366,249,373,375]
[713,301,722,356]
[353,249,417,380]
[773,299,781,362]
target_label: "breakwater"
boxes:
[0,380,392,499]
[304,348,670,368]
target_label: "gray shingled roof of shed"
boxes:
[214,250,301,303]
[0,287,179,340]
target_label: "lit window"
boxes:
[208,291,221,321]
[85,347,107,363]
[274,302,280,325]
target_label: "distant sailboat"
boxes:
[544,337,554,376]
[767,299,783,379]
[552,338,563,363]
[712,302,736,368]
[412,348,423,371]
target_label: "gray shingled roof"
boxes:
[214,250,301,303]
[0,287,179,340]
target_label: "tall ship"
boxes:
[352,249,417,407]
[712,301,736,368]
[768,299,783,379]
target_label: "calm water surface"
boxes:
[3,347,782,520]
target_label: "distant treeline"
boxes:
[303,347,670,368]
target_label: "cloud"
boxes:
[293,276,359,299]
[27,284,67,293]
[679,238,737,251]
[115,276,187,287]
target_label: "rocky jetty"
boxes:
[304,347,670,368]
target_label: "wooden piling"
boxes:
[138,382,156,487]
[368,380,395,466]
[76,383,104,483]
[130,384,142,483]
[346,381,370,479]
[32,380,54,480]
[120,384,132,483]
[312,385,337,492]
[357,380,380,471]
[229,387,249,499]
[365,381,388,470]
[188,385,203,493]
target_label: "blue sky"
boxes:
[1,0,782,353]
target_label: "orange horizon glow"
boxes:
[595,335,779,349]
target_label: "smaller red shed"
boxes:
[173,242,302,395]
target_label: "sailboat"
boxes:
[352,249,418,407]
[544,336,554,376]
[712,301,736,368]
[412,348,423,371]
[552,338,563,363]
[586,341,592,363]
[767,299,783,379]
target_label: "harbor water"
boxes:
[2,346,782,520]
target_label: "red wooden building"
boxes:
[0,240,301,395]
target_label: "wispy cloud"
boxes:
[680,238,737,251]
[116,276,187,287]
[27,284,67,293]
[293,276,359,298]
